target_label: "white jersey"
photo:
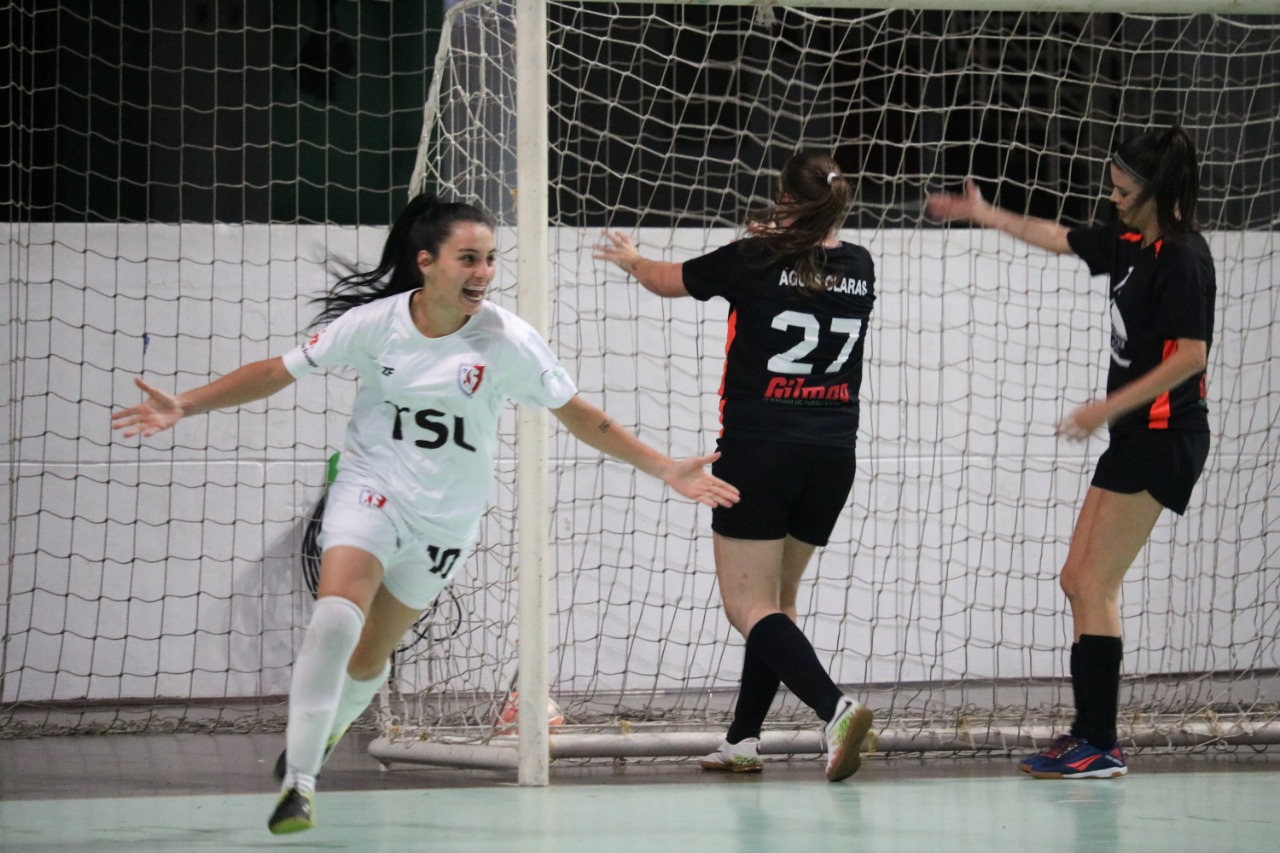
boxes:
[282,292,577,544]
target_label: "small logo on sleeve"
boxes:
[359,488,388,509]
[541,366,573,396]
[458,363,486,397]
[301,329,326,368]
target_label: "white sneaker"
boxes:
[824,697,873,782]
[699,737,764,773]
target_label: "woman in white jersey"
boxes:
[927,125,1214,779]
[113,194,739,834]
[595,151,876,782]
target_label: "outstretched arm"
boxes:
[550,395,739,508]
[112,356,296,438]
[926,179,1073,255]
[593,230,689,298]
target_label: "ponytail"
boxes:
[310,194,496,327]
[743,150,854,291]
[1110,124,1201,237]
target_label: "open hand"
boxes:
[662,452,740,508]
[593,229,643,276]
[1056,401,1107,442]
[111,377,186,438]
[925,178,988,223]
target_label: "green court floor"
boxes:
[2,764,1277,852]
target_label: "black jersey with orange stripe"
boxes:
[1066,224,1215,434]
[682,239,876,447]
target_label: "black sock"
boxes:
[1072,634,1123,750]
[726,646,781,744]
[744,612,843,723]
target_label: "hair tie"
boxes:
[827,171,839,186]
[1110,152,1150,186]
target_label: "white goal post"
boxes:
[373,0,1280,785]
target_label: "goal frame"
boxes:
[373,0,1280,787]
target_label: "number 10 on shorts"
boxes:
[426,545,461,579]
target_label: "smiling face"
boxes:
[415,221,497,332]
[1108,164,1159,237]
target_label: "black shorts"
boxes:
[710,438,856,545]
[1091,428,1210,515]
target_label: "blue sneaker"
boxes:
[1026,737,1128,779]
[1018,733,1077,774]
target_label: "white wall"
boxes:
[3,224,1277,706]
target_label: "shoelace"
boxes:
[1041,735,1078,758]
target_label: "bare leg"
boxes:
[1060,487,1163,640]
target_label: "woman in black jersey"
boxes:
[595,151,877,782]
[927,125,1215,779]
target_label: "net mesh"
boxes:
[3,2,1278,753]
[2,0,439,736]
[391,2,1280,750]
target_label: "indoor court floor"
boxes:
[2,732,1278,852]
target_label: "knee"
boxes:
[1059,568,1094,604]
[1058,569,1080,602]
[1059,565,1115,610]
[305,596,365,655]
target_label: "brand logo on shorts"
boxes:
[458,363,486,397]
[359,488,388,509]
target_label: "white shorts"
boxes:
[318,480,473,611]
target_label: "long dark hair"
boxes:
[742,150,855,291]
[310,193,496,327]
[1110,125,1201,238]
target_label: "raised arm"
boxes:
[112,356,296,438]
[593,230,689,298]
[926,179,1073,255]
[550,395,739,508]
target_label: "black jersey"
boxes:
[682,239,876,447]
[1067,224,1215,434]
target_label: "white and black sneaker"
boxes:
[699,737,764,773]
[823,697,874,782]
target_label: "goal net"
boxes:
[379,1,1280,762]
[2,1,1277,763]
[1,1,441,736]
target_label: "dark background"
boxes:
[546,5,1279,230]
[6,0,443,225]
[5,2,1278,228]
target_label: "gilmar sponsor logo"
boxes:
[764,377,850,402]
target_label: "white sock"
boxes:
[329,661,390,743]
[283,596,364,789]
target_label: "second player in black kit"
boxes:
[683,240,875,445]
[928,124,1215,780]
[1066,224,1213,512]
[597,150,877,782]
